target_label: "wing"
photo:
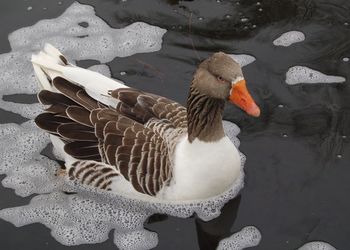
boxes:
[35,77,173,196]
[110,88,188,129]
[93,109,172,195]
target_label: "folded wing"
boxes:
[35,77,184,196]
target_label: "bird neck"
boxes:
[186,85,225,143]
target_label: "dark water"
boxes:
[1,0,350,249]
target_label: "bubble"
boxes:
[256,2,261,5]
[27,6,33,11]
[342,57,349,62]
[282,133,288,138]
[197,16,204,21]
[273,31,305,47]
[58,1,62,5]
[342,135,347,139]
[120,71,126,76]
[344,22,349,26]
[224,14,232,19]
[258,8,263,11]
[285,66,346,85]
[240,18,249,23]
[298,241,337,250]
[217,226,261,250]
[229,54,256,67]
[278,104,284,108]
[336,154,342,159]
[252,24,257,28]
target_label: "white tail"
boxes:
[31,43,127,106]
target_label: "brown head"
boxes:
[192,52,260,117]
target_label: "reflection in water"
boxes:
[195,196,241,250]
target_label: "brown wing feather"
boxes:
[66,106,93,127]
[35,113,72,135]
[110,88,188,129]
[57,123,96,141]
[96,110,172,195]
[52,77,100,110]
[68,160,118,191]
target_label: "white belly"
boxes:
[160,136,241,200]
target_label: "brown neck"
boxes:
[186,86,225,143]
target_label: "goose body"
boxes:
[160,136,241,200]
[32,44,259,201]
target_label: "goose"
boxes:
[31,44,260,201]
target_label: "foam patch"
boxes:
[217,226,261,250]
[0,2,166,119]
[273,31,305,47]
[9,3,166,62]
[298,241,337,250]
[286,66,346,85]
[87,64,112,77]
[230,54,256,67]
[0,2,249,249]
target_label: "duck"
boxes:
[31,44,260,201]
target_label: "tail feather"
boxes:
[43,43,68,65]
[31,52,65,81]
[32,44,127,165]
[35,75,103,164]
[32,43,126,106]
[32,63,52,91]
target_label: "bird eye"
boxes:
[217,76,225,83]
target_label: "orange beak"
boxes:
[229,79,260,117]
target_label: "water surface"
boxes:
[0,0,350,249]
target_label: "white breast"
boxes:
[160,136,241,200]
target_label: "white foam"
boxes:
[273,31,305,47]
[217,226,261,250]
[286,66,346,85]
[9,3,166,62]
[87,64,112,77]
[0,121,63,197]
[298,241,337,250]
[0,2,248,249]
[229,54,256,67]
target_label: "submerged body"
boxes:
[32,44,259,200]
